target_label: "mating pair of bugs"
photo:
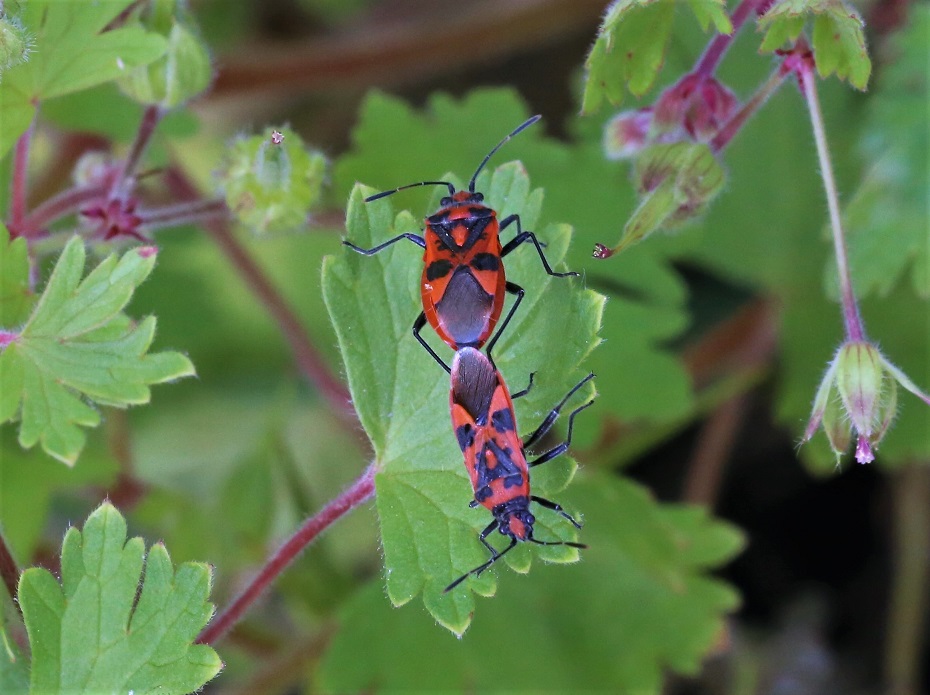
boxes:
[343,116,594,592]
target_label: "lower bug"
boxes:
[445,347,595,592]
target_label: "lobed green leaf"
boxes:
[0,237,195,465]
[582,0,732,113]
[0,0,168,160]
[319,474,744,692]
[324,165,602,634]
[18,502,221,693]
[835,6,929,298]
[0,225,33,327]
[758,0,871,89]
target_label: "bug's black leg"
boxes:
[485,281,524,365]
[531,495,583,529]
[413,312,450,373]
[445,535,518,593]
[510,371,536,400]
[343,233,425,255]
[499,215,578,278]
[526,398,595,467]
[522,373,595,450]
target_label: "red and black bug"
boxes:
[343,116,577,372]
[445,347,595,592]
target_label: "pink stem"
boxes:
[710,66,789,152]
[196,464,377,646]
[9,114,36,234]
[797,49,866,342]
[19,185,106,234]
[694,0,769,78]
[138,197,230,230]
[111,105,163,198]
[163,168,362,434]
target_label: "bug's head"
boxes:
[439,190,484,209]
[494,498,534,542]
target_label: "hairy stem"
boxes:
[9,114,36,234]
[112,105,163,198]
[19,185,106,234]
[164,168,362,436]
[694,0,768,78]
[138,197,230,230]
[798,53,866,342]
[711,66,788,152]
[885,464,930,695]
[0,530,20,610]
[197,465,377,646]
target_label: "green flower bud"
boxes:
[594,142,725,257]
[803,340,930,465]
[218,127,328,234]
[117,0,211,108]
[0,13,30,75]
[835,342,884,438]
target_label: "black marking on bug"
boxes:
[471,252,500,272]
[429,214,493,253]
[455,423,475,452]
[491,407,515,433]
[474,485,493,503]
[426,259,453,282]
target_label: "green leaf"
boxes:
[0,0,168,160]
[0,225,33,327]
[17,502,222,693]
[836,6,929,298]
[323,166,603,634]
[320,474,743,692]
[0,237,195,465]
[758,0,871,89]
[582,0,732,113]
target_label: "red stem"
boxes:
[111,105,163,198]
[19,185,107,234]
[796,46,866,342]
[163,168,362,435]
[710,66,789,152]
[196,464,377,646]
[0,530,21,610]
[694,0,768,78]
[9,114,36,234]
[138,197,230,230]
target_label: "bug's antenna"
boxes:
[468,115,541,193]
[365,181,456,203]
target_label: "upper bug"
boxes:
[343,116,578,373]
[445,347,595,593]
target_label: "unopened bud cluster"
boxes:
[117,0,212,108]
[218,127,328,234]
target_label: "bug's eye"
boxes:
[440,197,452,207]
[472,192,484,203]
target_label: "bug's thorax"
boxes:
[426,191,498,256]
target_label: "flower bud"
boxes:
[834,342,884,439]
[117,0,211,108]
[802,339,928,465]
[603,108,653,160]
[218,127,328,234]
[654,75,739,143]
